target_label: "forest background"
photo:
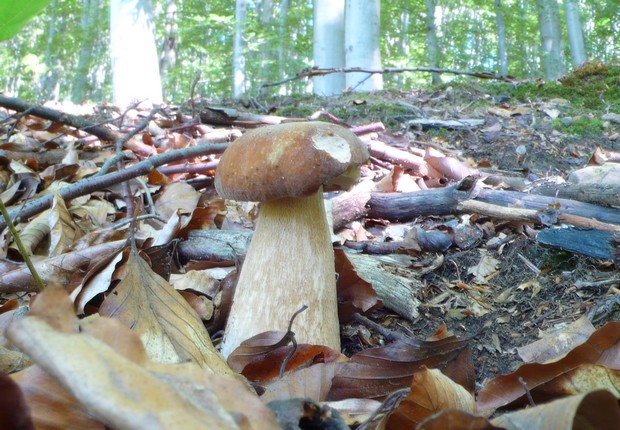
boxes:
[0,0,618,107]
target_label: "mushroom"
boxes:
[215,121,369,357]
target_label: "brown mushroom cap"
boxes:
[215,122,369,202]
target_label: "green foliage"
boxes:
[0,0,619,101]
[0,0,51,41]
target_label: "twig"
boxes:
[279,305,308,379]
[0,142,229,231]
[0,95,121,142]
[0,199,44,291]
[261,66,515,89]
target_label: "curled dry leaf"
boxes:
[154,181,201,220]
[228,330,344,381]
[477,321,620,415]
[387,367,476,429]
[0,239,127,293]
[334,249,382,321]
[417,409,500,430]
[327,336,474,402]
[490,390,620,430]
[11,365,105,430]
[7,317,270,430]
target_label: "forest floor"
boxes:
[2,63,620,427]
[236,64,620,384]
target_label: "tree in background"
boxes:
[536,0,564,80]
[110,0,163,107]
[2,0,619,101]
[345,0,383,92]
[233,0,247,97]
[564,0,586,67]
[425,0,440,84]
[494,0,508,77]
[312,0,345,96]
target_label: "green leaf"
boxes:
[0,0,52,42]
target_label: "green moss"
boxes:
[552,116,604,136]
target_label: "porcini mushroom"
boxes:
[215,121,369,357]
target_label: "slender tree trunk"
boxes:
[425,0,440,84]
[313,0,345,96]
[258,0,274,85]
[232,0,247,97]
[110,0,163,107]
[344,0,382,92]
[72,0,97,102]
[159,0,178,96]
[494,0,508,76]
[536,0,564,80]
[277,0,290,87]
[564,0,586,67]
[41,0,58,100]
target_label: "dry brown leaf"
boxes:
[387,367,476,428]
[49,192,81,257]
[0,372,35,430]
[517,316,596,364]
[11,365,105,430]
[72,250,124,314]
[260,362,340,403]
[467,250,500,284]
[477,321,620,415]
[9,210,49,257]
[0,344,31,373]
[7,318,243,430]
[154,181,201,220]
[334,249,381,322]
[326,336,474,401]
[228,331,343,380]
[417,409,500,430]
[98,250,234,376]
[0,239,126,293]
[490,390,620,430]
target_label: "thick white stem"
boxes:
[221,191,340,357]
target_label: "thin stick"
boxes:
[0,199,44,291]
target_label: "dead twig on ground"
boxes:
[262,66,515,89]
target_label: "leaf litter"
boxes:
[1,78,620,427]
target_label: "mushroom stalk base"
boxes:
[221,191,340,357]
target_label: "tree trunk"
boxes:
[494,0,508,76]
[110,0,163,108]
[536,0,564,80]
[425,0,440,84]
[344,0,383,92]
[232,0,247,97]
[313,0,345,96]
[41,0,59,100]
[72,0,97,102]
[159,0,178,97]
[564,0,586,67]
[258,0,274,86]
[277,0,291,87]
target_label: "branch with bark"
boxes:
[0,143,228,231]
[0,95,121,142]
[262,66,516,89]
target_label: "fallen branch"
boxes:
[0,143,229,231]
[0,95,121,142]
[262,66,515,89]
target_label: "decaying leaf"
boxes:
[326,335,474,401]
[387,367,476,428]
[477,321,620,415]
[98,249,234,376]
